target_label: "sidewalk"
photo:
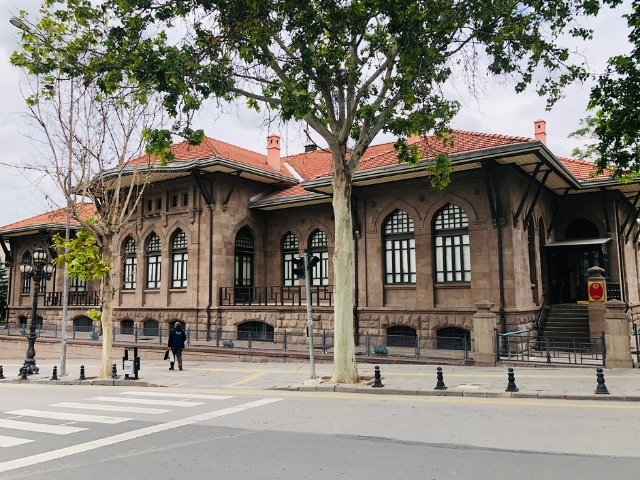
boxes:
[1,358,640,401]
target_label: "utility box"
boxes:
[122,347,140,380]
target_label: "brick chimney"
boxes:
[267,134,281,170]
[534,119,546,144]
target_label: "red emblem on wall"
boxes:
[589,282,604,301]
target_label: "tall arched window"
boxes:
[235,228,254,293]
[309,230,329,286]
[146,233,161,289]
[171,229,188,288]
[143,319,159,336]
[282,232,299,286]
[528,219,538,304]
[384,210,416,284]
[21,252,31,294]
[123,236,137,290]
[434,203,470,283]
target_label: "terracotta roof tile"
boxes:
[128,136,293,178]
[258,184,313,202]
[556,157,613,181]
[0,204,95,233]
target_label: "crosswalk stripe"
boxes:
[0,419,86,436]
[118,391,233,401]
[88,396,204,407]
[49,403,169,415]
[0,435,33,448]
[6,410,131,425]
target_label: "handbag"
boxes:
[164,349,170,361]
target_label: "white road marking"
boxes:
[87,396,204,407]
[118,391,233,401]
[0,398,283,473]
[6,410,131,425]
[49,403,169,415]
[0,435,33,448]
[0,419,86,436]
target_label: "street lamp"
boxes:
[19,245,55,375]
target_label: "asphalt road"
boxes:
[0,384,638,479]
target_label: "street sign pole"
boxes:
[304,249,316,379]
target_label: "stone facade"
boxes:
[3,129,640,352]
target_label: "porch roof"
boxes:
[545,238,612,248]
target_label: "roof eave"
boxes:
[0,223,80,237]
[250,192,330,209]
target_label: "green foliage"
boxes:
[53,226,110,281]
[12,0,608,182]
[87,309,102,323]
[580,1,640,178]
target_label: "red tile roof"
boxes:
[0,204,95,233]
[128,137,294,178]
[556,157,613,181]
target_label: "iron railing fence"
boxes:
[633,323,640,364]
[43,291,100,307]
[497,331,606,366]
[219,285,333,306]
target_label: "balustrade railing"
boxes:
[220,285,333,306]
[43,291,101,307]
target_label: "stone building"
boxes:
[1,120,639,347]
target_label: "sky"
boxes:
[0,0,633,228]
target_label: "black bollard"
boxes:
[0,365,5,380]
[595,368,609,395]
[51,366,58,381]
[79,365,86,381]
[372,365,384,388]
[505,367,519,392]
[20,367,28,380]
[111,364,118,379]
[434,367,447,390]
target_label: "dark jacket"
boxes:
[168,328,186,350]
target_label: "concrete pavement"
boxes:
[2,358,640,401]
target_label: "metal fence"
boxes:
[497,331,606,366]
[219,285,333,306]
[633,323,640,364]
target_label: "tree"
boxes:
[20,0,608,382]
[575,1,640,178]
[9,7,166,378]
[0,258,8,323]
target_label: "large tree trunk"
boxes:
[99,246,114,378]
[331,167,358,383]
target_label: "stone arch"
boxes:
[139,224,164,246]
[237,320,275,341]
[555,210,606,240]
[118,231,139,250]
[436,326,471,350]
[229,219,263,249]
[381,315,419,331]
[166,219,193,243]
[120,319,135,335]
[142,319,159,336]
[422,193,478,233]
[429,315,473,333]
[275,225,305,249]
[373,199,422,234]
[386,325,417,347]
[302,220,334,245]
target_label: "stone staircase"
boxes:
[539,304,590,339]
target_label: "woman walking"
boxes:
[168,322,186,370]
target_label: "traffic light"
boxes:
[292,257,305,279]
[308,255,320,269]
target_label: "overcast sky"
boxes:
[0,0,632,228]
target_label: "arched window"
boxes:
[234,228,254,289]
[73,316,93,333]
[143,319,159,336]
[436,327,471,350]
[528,219,538,304]
[386,325,416,347]
[565,217,599,240]
[21,252,31,294]
[171,229,188,288]
[282,232,299,286]
[123,236,137,290]
[120,319,134,335]
[237,321,274,341]
[146,233,161,289]
[309,230,329,286]
[434,203,470,283]
[383,210,416,284]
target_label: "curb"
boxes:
[275,385,640,402]
[0,378,153,387]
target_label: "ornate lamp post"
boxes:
[19,245,55,375]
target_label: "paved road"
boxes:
[0,384,639,479]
